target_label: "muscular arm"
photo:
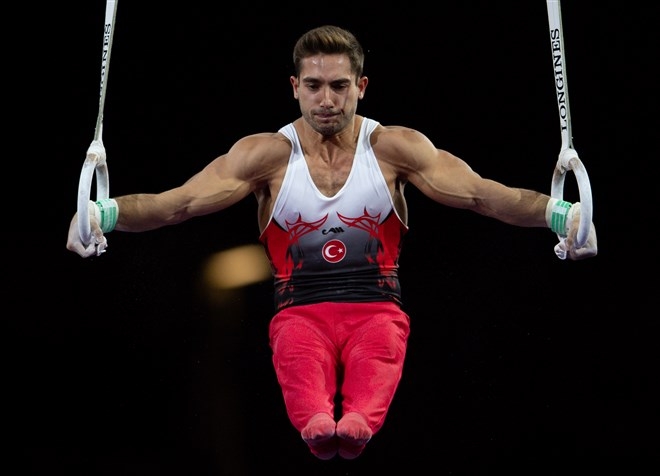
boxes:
[67,132,289,256]
[113,153,254,232]
[413,152,549,227]
[377,127,550,227]
[374,125,597,260]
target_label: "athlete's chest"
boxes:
[305,154,355,197]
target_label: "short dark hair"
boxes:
[293,25,364,81]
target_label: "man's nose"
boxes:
[319,87,334,107]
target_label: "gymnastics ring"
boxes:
[551,147,592,248]
[77,142,110,249]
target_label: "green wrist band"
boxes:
[96,198,118,233]
[549,199,572,236]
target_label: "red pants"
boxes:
[268,301,410,435]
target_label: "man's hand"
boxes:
[555,204,598,260]
[66,211,108,258]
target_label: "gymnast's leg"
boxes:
[334,301,410,459]
[269,303,340,460]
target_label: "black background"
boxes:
[11,1,655,475]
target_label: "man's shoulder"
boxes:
[373,123,419,135]
[236,131,292,153]
[225,132,292,178]
[370,123,437,177]
[371,124,426,151]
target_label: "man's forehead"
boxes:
[299,54,352,76]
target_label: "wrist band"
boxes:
[546,198,572,236]
[95,198,118,233]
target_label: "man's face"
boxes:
[291,54,367,136]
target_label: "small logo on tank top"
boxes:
[322,239,346,263]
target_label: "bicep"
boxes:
[174,154,254,219]
[407,148,487,209]
[173,133,286,219]
[377,128,486,208]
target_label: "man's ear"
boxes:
[290,76,299,99]
[358,76,368,99]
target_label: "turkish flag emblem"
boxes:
[322,239,346,263]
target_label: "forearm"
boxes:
[474,185,551,228]
[113,192,189,232]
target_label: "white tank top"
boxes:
[260,118,408,310]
